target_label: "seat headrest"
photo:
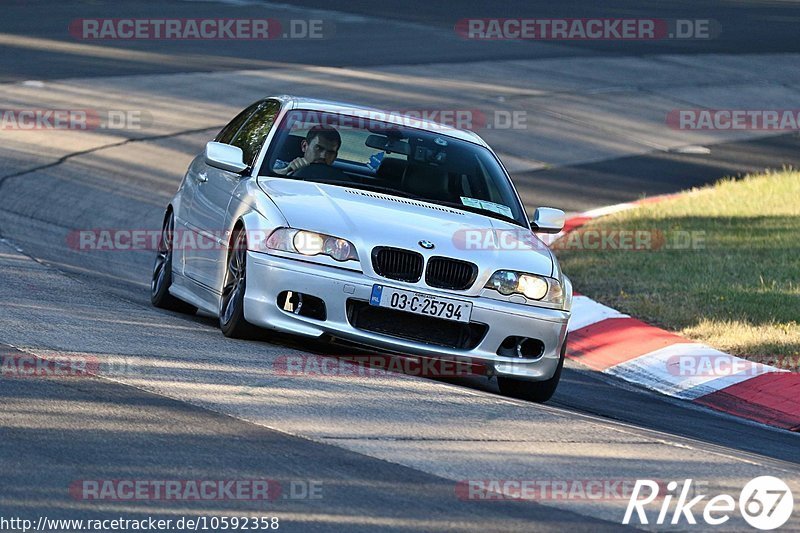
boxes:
[376,157,407,185]
[402,164,451,201]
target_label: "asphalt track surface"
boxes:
[3,0,800,82]
[1,1,799,531]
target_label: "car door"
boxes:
[183,99,280,291]
[179,100,260,284]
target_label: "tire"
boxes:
[497,336,567,403]
[219,228,259,339]
[151,211,197,314]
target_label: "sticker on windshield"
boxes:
[460,197,513,218]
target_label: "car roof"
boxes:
[269,95,490,148]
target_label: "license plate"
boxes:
[369,285,472,323]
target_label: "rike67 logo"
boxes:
[624,477,794,530]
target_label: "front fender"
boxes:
[224,177,289,247]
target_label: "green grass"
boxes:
[556,169,800,363]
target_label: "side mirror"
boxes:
[530,207,565,234]
[205,142,248,174]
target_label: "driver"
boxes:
[274,125,341,175]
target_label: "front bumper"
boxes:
[244,251,570,381]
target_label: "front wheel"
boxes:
[151,211,197,314]
[497,336,566,403]
[219,229,259,339]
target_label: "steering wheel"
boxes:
[292,162,348,181]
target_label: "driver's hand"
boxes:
[286,157,310,174]
[274,157,310,176]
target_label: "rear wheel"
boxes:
[151,212,197,314]
[220,229,259,339]
[497,336,566,403]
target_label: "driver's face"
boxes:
[302,136,339,165]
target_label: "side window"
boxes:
[231,100,281,168]
[214,100,262,144]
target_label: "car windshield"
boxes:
[261,109,528,227]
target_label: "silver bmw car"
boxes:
[151,95,572,402]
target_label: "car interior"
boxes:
[268,133,480,199]
[260,115,525,225]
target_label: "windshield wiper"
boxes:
[300,179,426,201]
[422,199,522,226]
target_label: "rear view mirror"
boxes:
[365,134,410,155]
[205,142,247,173]
[530,207,565,233]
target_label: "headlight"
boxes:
[485,270,563,305]
[518,274,549,300]
[266,228,358,262]
[293,231,324,255]
[488,270,519,295]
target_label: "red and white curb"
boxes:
[557,197,800,432]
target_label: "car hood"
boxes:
[258,177,554,279]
